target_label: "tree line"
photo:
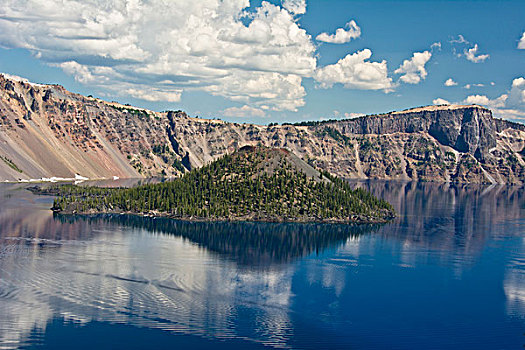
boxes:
[50,147,395,222]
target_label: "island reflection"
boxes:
[0,181,523,349]
[56,215,381,267]
[1,181,522,261]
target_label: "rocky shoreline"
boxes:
[50,208,395,225]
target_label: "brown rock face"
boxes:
[0,74,524,184]
[331,106,498,159]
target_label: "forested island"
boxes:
[37,146,395,224]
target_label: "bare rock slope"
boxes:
[0,74,523,184]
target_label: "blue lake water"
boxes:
[0,181,523,349]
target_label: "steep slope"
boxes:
[44,146,395,223]
[0,73,524,184]
[303,105,525,183]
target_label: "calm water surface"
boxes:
[0,181,523,349]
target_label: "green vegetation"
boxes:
[0,156,23,173]
[172,158,186,172]
[316,127,353,147]
[507,154,518,165]
[152,144,170,155]
[130,158,143,174]
[359,137,375,152]
[283,119,339,127]
[47,146,394,223]
[152,143,186,173]
[110,104,151,118]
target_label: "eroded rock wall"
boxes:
[0,74,523,184]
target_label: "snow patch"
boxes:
[15,174,89,184]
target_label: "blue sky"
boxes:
[0,0,524,124]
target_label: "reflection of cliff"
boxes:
[56,215,380,267]
[0,182,523,349]
[354,181,524,255]
[0,180,159,245]
[0,225,297,349]
[0,184,97,244]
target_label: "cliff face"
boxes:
[334,106,498,157]
[0,74,524,184]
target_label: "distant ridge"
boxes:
[0,73,523,184]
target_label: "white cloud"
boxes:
[322,111,363,121]
[462,77,525,120]
[222,105,266,118]
[463,83,485,89]
[430,42,442,51]
[444,78,457,87]
[281,0,306,15]
[344,112,364,119]
[316,20,361,44]
[314,49,392,91]
[126,88,182,102]
[3,0,464,113]
[464,94,493,106]
[463,94,517,117]
[464,44,489,63]
[433,98,450,105]
[450,36,489,63]
[59,61,97,84]
[0,0,317,111]
[450,34,469,44]
[508,77,525,106]
[394,51,432,84]
[518,31,525,49]
[207,71,306,111]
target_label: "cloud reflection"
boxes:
[0,181,523,348]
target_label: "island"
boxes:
[39,146,396,224]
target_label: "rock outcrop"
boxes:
[0,74,524,184]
